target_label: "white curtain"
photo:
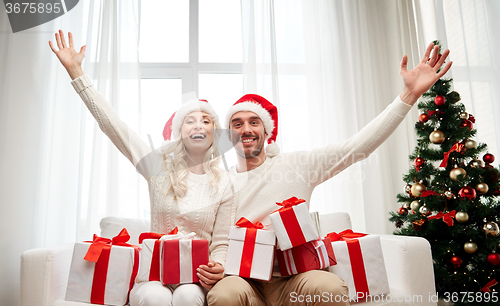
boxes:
[0,1,141,305]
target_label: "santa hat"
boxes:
[163,99,220,141]
[225,94,279,156]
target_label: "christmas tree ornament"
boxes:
[483,153,495,164]
[483,222,500,237]
[446,91,461,103]
[476,182,489,195]
[404,183,411,194]
[429,130,446,144]
[395,220,404,228]
[459,111,469,120]
[464,242,478,254]
[414,157,425,172]
[455,211,469,223]
[487,252,500,266]
[450,255,462,268]
[434,95,446,106]
[413,219,426,231]
[449,166,467,181]
[461,119,473,130]
[398,207,408,215]
[410,200,421,211]
[458,186,476,200]
[411,182,427,197]
[419,205,431,215]
[468,114,475,123]
[419,113,430,123]
[444,190,455,200]
[402,202,410,209]
[464,139,477,150]
[469,158,483,168]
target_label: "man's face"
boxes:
[229,111,267,159]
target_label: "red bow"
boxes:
[440,142,466,168]
[236,217,264,229]
[421,190,440,197]
[325,229,368,242]
[428,210,456,227]
[276,197,306,208]
[138,227,179,244]
[480,279,498,292]
[84,228,135,262]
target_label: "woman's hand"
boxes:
[49,30,86,79]
[197,260,225,289]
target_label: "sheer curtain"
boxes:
[0,1,141,305]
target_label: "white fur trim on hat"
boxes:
[225,101,275,140]
[171,100,220,140]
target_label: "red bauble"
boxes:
[458,186,477,200]
[398,207,408,215]
[419,113,430,123]
[493,188,500,196]
[483,153,495,164]
[434,95,446,106]
[414,157,425,171]
[487,253,500,266]
[460,120,473,130]
[468,114,475,123]
[450,255,462,268]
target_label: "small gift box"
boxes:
[136,227,179,283]
[225,217,276,281]
[276,237,336,276]
[327,230,390,300]
[270,197,319,250]
[161,232,209,285]
[65,228,139,305]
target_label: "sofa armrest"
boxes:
[379,234,436,306]
[20,244,74,306]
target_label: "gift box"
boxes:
[327,230,390,299]
[65,229,139,305]
[276,237,336,276]
[270,197,319,251]
[136,227,179,283]
[161,232,209,285]
[225,218,276,281]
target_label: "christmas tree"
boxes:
[389,43,500,304]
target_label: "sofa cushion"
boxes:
[100,217,150,245]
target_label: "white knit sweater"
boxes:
[71,75,236,266]
[231,96,412,229]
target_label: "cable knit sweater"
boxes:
[71,75,236,266]
[231,96,412,229]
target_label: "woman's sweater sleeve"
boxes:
[71,75,157,179]
[208,175,237,267]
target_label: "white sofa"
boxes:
[20,213,437,306]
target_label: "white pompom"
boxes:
[265,141,280,158]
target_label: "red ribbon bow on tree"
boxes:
[84,228,136,262]
[428,210,456,227]
[325,229,368,242]
[440,142,466,168]
[236,217,264,229]
[480,279,498,292]
[138,227,179,244]
[420,190,440,197]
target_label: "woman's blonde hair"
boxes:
[162,127,222,199]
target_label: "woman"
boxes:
[49,30,236,306]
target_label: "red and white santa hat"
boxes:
[163,99,220,141]
[225,94,279,156]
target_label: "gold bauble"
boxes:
[411,183,427,197]
[455,211,469,223]
[464,139,477,150]
[469,158,483,168]
[459,111,469,120]
[429,130,446,144]
[410,200,421,211]
[476,183,489,195]
[449,167,467,181]
[464,242,478,254]
[483,222,500,237]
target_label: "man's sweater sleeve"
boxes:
[71,75,156,179]
[283,96,412,187]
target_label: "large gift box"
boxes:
[276,237,336,276]
[161,232,209,285]
[270,197,319,250]
[65,229,139,305]
[225,217,276,281]
[327,230,390,299]
[136,227,179,282]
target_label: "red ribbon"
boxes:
[428,210,456,226]
[138,227,179,281]
[326,229,368,242]
[480,279,498,292]
[235,217,263,278]
[162,239,209,284]
[84,228,135,262]
[273,197,308,248]
[420,190,440,197]
[440,142,466,168]
[274,197,306,210]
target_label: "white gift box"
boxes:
[225,226,276,281]
[328,235,390,300]
[270,200,319,251]
[65,242,138,305]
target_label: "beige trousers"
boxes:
[207,270,349,306]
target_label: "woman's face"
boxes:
[180,111,215,154]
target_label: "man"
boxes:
[204,43,452,305]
